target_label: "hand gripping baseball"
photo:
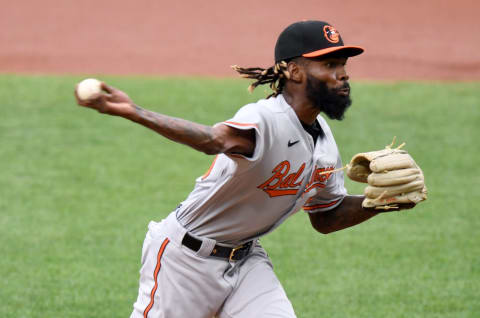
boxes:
[346,138,427,211]
[74,79,134,116]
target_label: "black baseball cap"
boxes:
[274,20,364,63]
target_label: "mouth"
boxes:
[337,88,350,96]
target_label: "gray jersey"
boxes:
[176,94,346,245]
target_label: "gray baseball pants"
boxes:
[130,212,296,318]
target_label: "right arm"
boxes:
[74,83,255,156]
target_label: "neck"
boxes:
[282,89,320,125]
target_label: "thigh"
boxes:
[131,225,232,318]
[218,245,296,318]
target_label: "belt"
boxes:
[181,232,253,261]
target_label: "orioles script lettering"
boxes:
[258,161,335,198]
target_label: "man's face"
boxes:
[304,56,352,120]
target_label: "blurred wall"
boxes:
[1,0,479,80]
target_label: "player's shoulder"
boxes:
[237,95,286,116]
[232,96,278,121]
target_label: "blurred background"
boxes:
[1,0,479,79]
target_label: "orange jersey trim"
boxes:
[202,155,219,180]
[223,121,258,128]
[143,238,170,318]
[263,189,299,197]
[303,199,340,211]
[304,182,327,193]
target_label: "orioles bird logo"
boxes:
[323,25,340,43]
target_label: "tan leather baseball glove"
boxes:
[346,139,427,211]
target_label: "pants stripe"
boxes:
[143,238,170,318]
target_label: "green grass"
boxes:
[1,74,479,317]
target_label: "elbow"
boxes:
[201,146,222,155]
[311,221,334,235]
[313,226,334,235]
[309,213,335,234]
[201,141,227,155]
[198,132,225,155]
[310,217,337,234]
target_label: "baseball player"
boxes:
[75,20,424,317]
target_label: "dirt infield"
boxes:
[1,0,479,80]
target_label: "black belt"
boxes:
[181,232,253,261]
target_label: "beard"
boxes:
[305,74,352,120]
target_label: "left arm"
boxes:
[309,195,415,234]
[308,195,376,234]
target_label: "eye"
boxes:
[326,62,337,68]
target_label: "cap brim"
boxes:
[302,46,364,58]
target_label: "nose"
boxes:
[337,66,349,82]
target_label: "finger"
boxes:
[80,93,107,110]
[364,180,425,199]
[370,153,415,172]
[101,82,115,99]
[367,168,421,187]
[101,82,115,94]
[91,94,111,113]
[104,91,114,100]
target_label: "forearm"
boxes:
[309,195,378,234]
[123,104,223,155]
[76,83,254,156]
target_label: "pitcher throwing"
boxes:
[75,20,426,318]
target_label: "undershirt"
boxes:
[301,119,325,144]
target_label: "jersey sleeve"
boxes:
[303,144,347,214]
[217,103,269,164]
[303,165,347,213]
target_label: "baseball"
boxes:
[76,78,102,100]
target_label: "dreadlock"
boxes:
[231,61,290,98]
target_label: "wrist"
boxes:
[111,102,137,119]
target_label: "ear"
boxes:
[287,61,305,83]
